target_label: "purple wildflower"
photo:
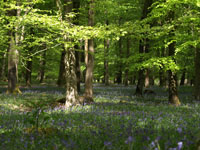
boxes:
[104,141,112,146]
[177,142,183,150]
[177,128,182,134]
[125,136,133,144]
[151,141,156,147]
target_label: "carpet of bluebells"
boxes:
[0,84,200,150]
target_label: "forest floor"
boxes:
[0,84,200,150]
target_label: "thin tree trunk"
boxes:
[145,69,150,88]
[57,48,66,86]
[124,36,130,86]
[0,52,7,80]
[25,59,32,87]
[135,40,145,96]
[73,0,81,93]
[104,37,109,86]
[38,49,46,83]
[84,0,94,99]
[180,69,186,86]
[75,47,81,93]
[135,70,145,96]
[159,69,166,87]
[116,36,122,84]
[25,28,33,87]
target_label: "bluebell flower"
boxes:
[177,128,182,133]
[177,141,183,150]
[125,136,133,144]
[104,141,112,146]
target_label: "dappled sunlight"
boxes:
[0,85,199,149]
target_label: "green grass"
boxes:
[0,85,199,150]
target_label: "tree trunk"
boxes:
[104,37,109,86]
[168,70,180,105]
[168,36,180,106]
[84,0,94,99]
[25,58,32,87]
[75,47,81,93]
[159,69,166,87]
[61,0,79,107]
[38,49,46,83]
[124,36,130,86]
[73,0,81,93]
[194,45,200,100]
[57,48,66,87]
[145,69,150,88]
[135,0,152,96]
[135,40,146,96]
[7,2,21,94]
[135,70,145,96]
[25,28,33,87]
[180,69,186,86]
[7,34,21,94]
[116,36,122,84]
[116,17,123,84]
[0,52,7,80]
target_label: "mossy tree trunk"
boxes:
[168,38,180,106]
[38,49,46,83]
[167,11,180,106]
[61,0,79,107]
[7,34,20,93]
[7,1,22,94]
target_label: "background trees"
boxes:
[0,0,199,105]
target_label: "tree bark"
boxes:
[38,48,46,83]
[84,0,94,99]
[57,48,66,87]
[25,58,32,87]
[135,40,146,96]
[135,0,152,96]
[104,25,109,86]
[0,52,7,80]
[25,28,33,87]
[75,46,81,93]
[73,0,81,93]
[180,69,186,86]
[7,33,21,94]
[168,38,180,106]
[116,36,122,84]
[124,36,130,86]
[145,69,150,88]
[61,0,79,107]
[7,2,21,94]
